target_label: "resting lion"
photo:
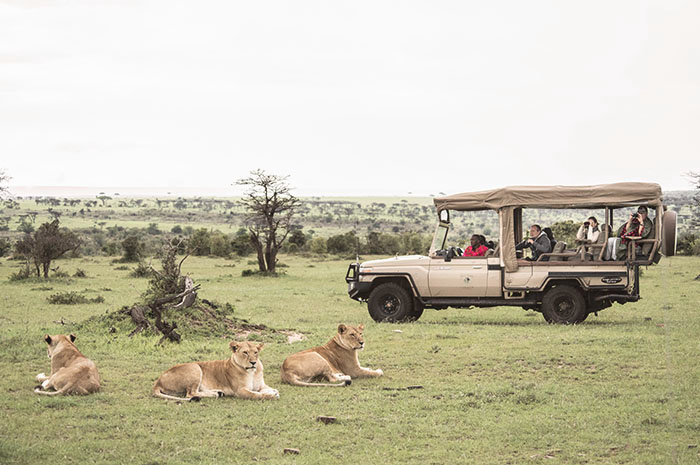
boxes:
[153,341,279,401]
[281,324,383,387]
[35,334,100,396]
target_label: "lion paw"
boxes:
[375,369,384,376]
[261,388,280,399]
[36,373,48,382]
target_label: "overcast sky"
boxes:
[1,0,698,196]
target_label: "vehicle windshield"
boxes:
[429,223,448,255]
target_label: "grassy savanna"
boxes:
[1,255,699,464]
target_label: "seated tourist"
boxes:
[462,234,488,257]
[576,216,600,242]
[604,206,653,260]
[615,206,653,259]
[515,224,551,261]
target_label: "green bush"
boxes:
[121,236,144,262]
[0,237,11,257]
[210,233,231,257]
[677,233,700,256]
[73,268,87,278]
[231,229,254,256]
[47,292,104,305]
[327,232,357,255]
[310,236,327,254]
[9,263,33,281]
[130,261,152,278]
[189,229,211,256]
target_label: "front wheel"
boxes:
[367,283,418,323]
[541,285,587,324]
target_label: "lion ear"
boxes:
[69,334,76,343]
[229,341,239,352]
[44,335,52,345]
[358,324,365,331]
[337,324,347,334]
[257,343,265,351]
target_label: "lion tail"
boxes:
[34,386,68,396]
[152,385,192,401]
[282,373,351,387]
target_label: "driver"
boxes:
[462,234,488,257]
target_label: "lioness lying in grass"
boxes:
[153,341,279,401]
[281,324,383,387]
[35,334,100,396]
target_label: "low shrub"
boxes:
[47,292,104,305]
[73,268,87,278]
[130,261,152,278]
[9,264,33,281]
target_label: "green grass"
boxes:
[0,255,699,464]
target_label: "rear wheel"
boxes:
[541,285,587,324]
[368,282,418,322]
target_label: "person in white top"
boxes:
[576,216,600,243]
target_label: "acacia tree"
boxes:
[237,170,300,272]
[15,220,81,278]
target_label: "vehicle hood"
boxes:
[360,255,429,269]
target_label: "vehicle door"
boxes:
[428,255,489,297]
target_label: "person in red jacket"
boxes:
[463,234,488,257]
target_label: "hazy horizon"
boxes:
[6,183,694,199]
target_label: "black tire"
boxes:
[367,282,417,323]
[541,285,587,324]
[662,210,677,256]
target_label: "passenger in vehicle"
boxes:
[462,234,488,257]
[615,206,653,259]
[515,224,551,261]
[576,216,600,242]
[542,227,556,250]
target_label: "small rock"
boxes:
[644,317,652,321]
[283,448,300,455]
[316,416,337,425]
[393,329,403,333]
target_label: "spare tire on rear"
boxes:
[662,210,677,256]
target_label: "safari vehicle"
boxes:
[346,183,677,324]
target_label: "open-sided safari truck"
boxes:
[346,183,677,324]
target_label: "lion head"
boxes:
[229,341,264,371]
[336,324,365,350]
[43,334,76,359]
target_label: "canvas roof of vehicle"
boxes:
[433,182,663,212]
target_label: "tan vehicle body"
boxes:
[347,183,676,324]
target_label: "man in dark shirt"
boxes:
[515,224,552,261]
